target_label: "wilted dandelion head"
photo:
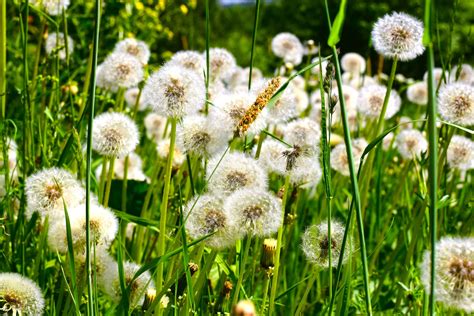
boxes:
[208,48,237,81]
[288,156,322,189]
[301,220,350,268]
[421,237,474,313]
[438,83,474,126]
[207,152,267,196]
[271,32,304,66]
[114,38,150,65]
[0,273,45,316]
[101,52,144,89]
[395,129,428,160]
[42,0,70,15]
[102,261,155,309]
[184,194,239,249]
[358,85,401,119]
[224,189,282,237]
[168,50,205,74]
[447,135,474,171]
[258,139,287,175]
[406,81,428,105]
[142,65,205,118]
[156,139,186,169]
[178,115,232,157]
[26,167,85,219]
[124,87,146,111]
[341,53,366,74]
[92,112,139,158]
[48,203,118,254]
[330,138,367,176]
[144,112,167,142]
[371,12,424,61]
[283,118,321,150]
[45,32,73,60]
[450,64,474,84]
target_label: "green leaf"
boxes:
[327,0,348,46]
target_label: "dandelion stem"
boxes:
[295,269,318,315]
[0,0,5,119]
[231,237,252,307]
[103,156,115,207]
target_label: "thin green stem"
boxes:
[373,58,398,138]
[248,0,261,91]
[295,270,318,315]
[231,237,252,307]
[0,0,5,119]
[103,157,115,207]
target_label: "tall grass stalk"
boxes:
[0,0,5,119]
[85,0,102,314]
[248,0,261,91]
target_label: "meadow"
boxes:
[0,0,473,315]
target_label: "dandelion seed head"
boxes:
[450,64,474,84]
[113,152,147,181]
[0,273,45,316]
[101,53,144,89]
[92,112,139,158]
[144,112,167,142]
[424,68,448,87]
[421,237,474,313]
[283,118,321,150]
[341,53,366,74]
[42,0,70,15]
[271,32,304,65]
[156,139,186,168]
[208,48,237,81]
[371,12,425,61]
[169,51,205,74]
[124,87,147,111]
[407,81,428,105]
[142,65,205,118]
[358,85,401,119]
[45,32,73,60]
[224,189,282,237]
[395,129,428,160]
[207,152,267,196]
[447,135,474,171]
[438,83,474,126]
[114,38,150,65]
[288,156,322,189]
[301,220,350,268]
[330,138,367,176]
[258,139,287,175]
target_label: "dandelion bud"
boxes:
[232,299,257,316]
[222,280,233,300]
[261,238,278,269]
[142,288,156,311]
[0,272,45,315]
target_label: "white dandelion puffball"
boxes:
[406,81,428,105]
[156,139,186,169]
[341,53,366,74]
[271,32,304,66]
[177,115,232,157]
[101,261,155,309]
[168,50,205,75]
[207,152,267,196]
[45,32,73,60]
[184,194,240,249]
[450,64,474,84]
[208,48,237,81]
[260,81,298,125]
[357,85,401,119]
[144,112,167,142]
[142,64,205,118]
[114,38,150,65]
[311,59,328,77]
[48,203,118,254]
[92,112,139,158]
[258,139,287,175]
[421,237,474,313]
[224,188,282,237]
[283,118,321,150]
[43,0,70,15]
[395,129,428,160]
[330,138,368,176]
[113,152,147,181]
[26,167,85,219]
[438,83,474,126]
[100,52,144,89]
[372,12,424,61]
[0,272,45,315]
[74,248,116,282]
[96,64,115,91]
[447,135,474,171]
[124,87,146,111]
[424,68,448,87]
[301,220,350,268]
[228,67,264,91]
[295,89,310,114]
[289,156,322,189]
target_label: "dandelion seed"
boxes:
[184,194,239,249]
[421,236,474,313]
[168,50,205,74]
[271,32,304,65]
[177,115,232,157]
[26,167,85,219]
[406,81,428,105]
[330,138,367,176]
[395,129,428,160]
[45,32,73,60]
[114,38,150,65]
[371,12,425,61]
[101,52,144,89]
[0,272,45,316]
[144,112,167,142]
[357,84,401,119]
[450,64,474,84]
[92,112,139,158]
[207,152,267,196]
[301,220,351,268]
[447,135,474,171]
[224,188,281,237]
[438,83,474,126]
[341,52,366,74]
[142,64,205,118]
